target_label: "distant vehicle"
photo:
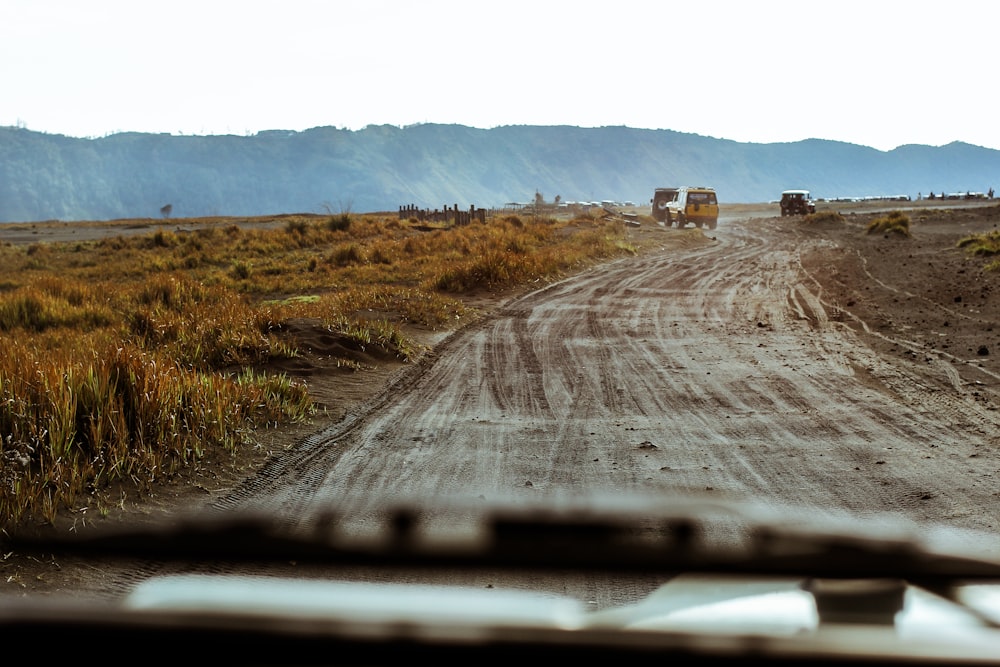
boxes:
[649,188,677,222]
[780,189,816,216]
[650,187,679,223]
[667,186,719,230]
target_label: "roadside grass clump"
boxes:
[428,216,629,292]
[368,243,396,265]
[232,230,291,258]
[803,210,846,225]
[126,277,292,370]
[285,218,310,235]
[957,230,1000,271]
[327,214,351,231]
[265,288,464,356]
[0,282,115,332]
[0,210,646,528]
[957,230,1000,256]
[0,339,312,525]
[428,221,548,291]
[432,249,542,292]
[152,229,181,248]
[328,242,366,267]
[126,299,287,369]
[326,315,421,362]
[136,272,212,309]
[316,287,466,330]
[231,259,253,280]
[866,211,911,236]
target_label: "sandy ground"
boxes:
[5,200,1000,599]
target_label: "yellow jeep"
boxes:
[667,186,718,229]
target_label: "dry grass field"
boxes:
[0,208,659,531]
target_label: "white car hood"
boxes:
[126,572,997,640]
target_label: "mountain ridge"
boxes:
[1,124,996,222]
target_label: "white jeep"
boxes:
[780,190,816,216]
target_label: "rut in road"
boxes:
[222,217,1000,544]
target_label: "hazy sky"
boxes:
[3,0,997,151]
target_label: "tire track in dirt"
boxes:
[27,204,1000,606]
[789,221,1000,460]
[215,218,1000,541]
[102,213,1000,602]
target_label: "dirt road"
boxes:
[10,204,1000,601]
[220,209,1000,550]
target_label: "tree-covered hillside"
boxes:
[1,124,998,222]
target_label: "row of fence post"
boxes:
[398,204,491,224]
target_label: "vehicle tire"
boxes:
[654,200,669,222]
[707,219,717,230]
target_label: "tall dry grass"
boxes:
[0,211,643,527]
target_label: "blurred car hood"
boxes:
[7,492,1000,664]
